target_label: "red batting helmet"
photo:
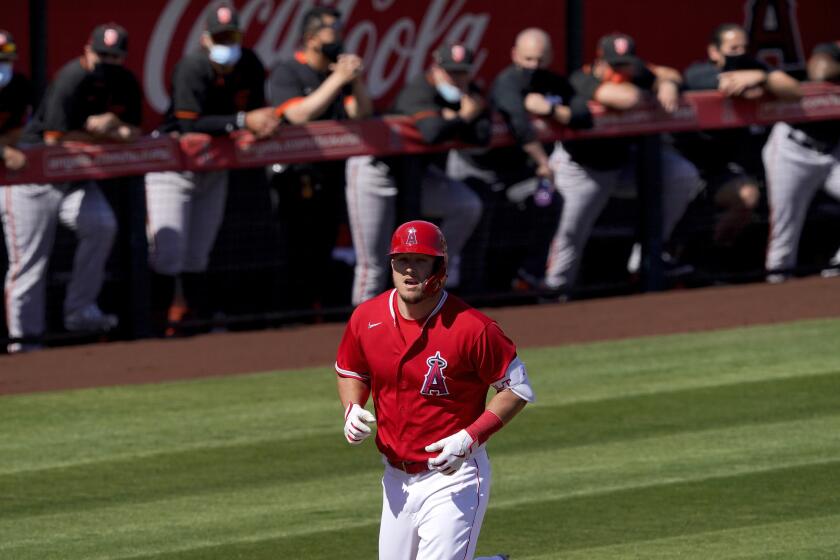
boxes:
[389,220,448,296]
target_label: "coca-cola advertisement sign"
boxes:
[5,0,838,130]
[21,0,564,129]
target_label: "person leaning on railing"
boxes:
[0,30,30,174]
[266,5,374,311]
[446,27,594,294]
[674,23,801,248]
[344,43,488,306]
[145,3,279,336]
[542,32,704,295]
[763,41,840,282]
[0,24,141,353]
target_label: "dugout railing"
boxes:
[1,84,840,346]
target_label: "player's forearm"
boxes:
[766,70,802,100]
[486,388,528,424]
[522,140,550,169]
[594,82,643,110]
[346,79,374,120]
[337,376,370,409]
[283,75,347,124]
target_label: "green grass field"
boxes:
[3,317,840,559]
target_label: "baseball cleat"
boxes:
[64,304,119,333]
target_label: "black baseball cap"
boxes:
[813,41,840,62]
[598,33,641,66]
[90,23,128,57]
[206,4,240,35]
[434,43,474,72]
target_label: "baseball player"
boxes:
[336,219,532,560]
[676,23,800,245]
[346,44,486,305]
[268,5,373,310]
[1,23,141,353]
[447,28,592,291]
[544,32,702,292]
[0,30,30,172]
[764,41,840,281]
[146,3,279,334]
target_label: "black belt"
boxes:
[388,459,430,474]
[787,129,834,154]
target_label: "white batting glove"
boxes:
[344,403,376,445]
[425,429,478,475]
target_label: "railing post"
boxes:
[637,135,665,292]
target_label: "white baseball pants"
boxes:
[1,182,117,340]
[544,140,701,289]
[379,448,491,560]
[145,170,228,275]
[763,122,840,273]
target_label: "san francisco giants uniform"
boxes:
[764,42,840,279]
[336,287,532,560]
[146,8,266,330]
[544,35,701,290]
[1,26,140,350]
[346,54,486,305]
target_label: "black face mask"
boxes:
[722,53,752,71]
[321,41,344,63]
[90,62,120,81]
[518,66,537,85]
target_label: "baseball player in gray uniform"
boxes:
[764,42,840,281]
[1,24,141,353]
[145,4,278,334]
[346,44,486,305]
[544,33,702,292]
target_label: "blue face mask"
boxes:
[0,62,13,88]
[209,43,242,67]
[435,81,462,104]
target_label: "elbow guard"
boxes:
[491,356,535,403]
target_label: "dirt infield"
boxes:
[2,276,839,396]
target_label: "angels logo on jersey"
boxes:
[420,351,450,396]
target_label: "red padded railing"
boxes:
[2,83,839,185]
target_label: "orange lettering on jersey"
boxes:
[420,351,450,396]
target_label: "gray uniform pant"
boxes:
[145,170,228,276]
[544,141,701,289]
[0,182,117,339]
[345,155,482,305]
[764,122,840,273]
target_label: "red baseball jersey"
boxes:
[335,289,518,464]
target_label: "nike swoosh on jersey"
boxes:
[368,321,383,329]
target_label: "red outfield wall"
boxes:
[3,0,836,129]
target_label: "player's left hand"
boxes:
[425,429,478,475]
[656,80,680,114]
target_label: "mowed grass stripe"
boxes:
[4,458,838,560]
[1,317,839,559]
[2,318,839,472]
[3,414,840,559]
[517,514,840,559]
[3,368,839,520]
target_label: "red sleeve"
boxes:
[471,322,518,386]
[335,312,370,383]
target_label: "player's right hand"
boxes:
[332,54,364,84]
[2,146,27,171]
[85,112,120,135]
[344,403,376,445]
[245,108,281,138]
